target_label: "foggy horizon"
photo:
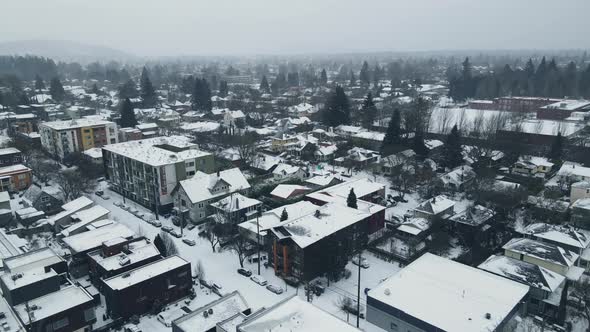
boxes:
[2,0,590,57]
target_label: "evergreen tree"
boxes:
[563,61,578,97]
[287,72,299,87]
[120,97,138,128]
[320,69,328,85]
[580,64,590,98]
[347,188,357,209]
[359,61,371,86]
[192,78,212,111]
[49,77,65,102]
[373,63,382,85]
[118,79,138,99]
[381,109,401,154]
[18,93,30,105]
[218,80,229,97]
[534,57,548,95]
[280,208,288,221]
[322,86,350,127]
[34,75,45,91]
[349,70,356,86]
[140,67,157,107]
[91,83,100,95]
[154,234,165,255]
[549,132,563,161]
[442,125,463,168]
[412,131,428,156]
[360,92,377,129]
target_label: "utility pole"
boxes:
[356,249,362,328]
[256,208,261,275]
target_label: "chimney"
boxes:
[235,198,239,210]
[217,170,220,177]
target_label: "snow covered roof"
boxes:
[14,286,93,324]
[540,99,590,111]
[414,195,455,216]
[271,203,370,249]
[439,165,476,186]
[83,147,103,159]
[397,217,431,236]
[102,136,211,167]
[353,131,385,141]
[335,125,365,134]
[270,184,311,199]
[503,238,578,268]
[304,174,341,187]
[1,265,57,291]
[173,291,249,332]
[238,296,360,332]
[210,193,261,212]
[178,168,250,204]
[0,164,31,175]
[89,239,160,272]
[449,205,495,227]
[515,155,554,169]
[103,255,188,290]
[63,222,135,254]
[39,117,114,130]
[136,122,158,130]
[180,121,220,133]
[0,147,20,156]
[238,201,319,235]
[556,162,590,179]
[60,205,111,237]
[518,223,590,250]
[272,163,302,176]
[368,253,529,332]
[478,255,565,293]
[572,197,590,211]
[308,178,384,201]
[504,119,584,137]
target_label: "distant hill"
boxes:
[0,40,135,62]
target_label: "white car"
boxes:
[352,256,370,269]
[250,275,268,286]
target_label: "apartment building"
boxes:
[102,136,214,212]
[39,117,118,159]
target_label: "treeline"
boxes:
[0,55,58,81]
[449,57,590,101]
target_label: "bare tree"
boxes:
[199,221,222,252]
[226,231,251,268]
[572,278,590,321]
[193,260,206,281]
[390,166,415,199]
[28,155,56,185]
[160,232,178,256]
[236,134,257,166]
[55,168,95,201]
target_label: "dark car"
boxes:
[170,230,182,238]
[237,268,252,277]
[95,190,104,196]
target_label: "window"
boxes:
[52,317,69,330]
[83,307,96,322]
[186,161,195,167]
[18,174,26,180]
[187,171,195,176]
[41,196,50,203]
[181,199,187,207]
[110,138,116,144]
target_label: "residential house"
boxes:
[511,156,554,178]
[102,255,191,319]
[87,238,161,283]
[21,184,63,214]
[570,181,590,203]
[83,147,103,164]
[270,134,299,153]
[380,149,416,174]
[237,296,360,332]
[103,136,215,212]
[367,253,529,332]
[172,168,250,223]
[270,184,312,201]
[210,193,262,224]
[271,163,307,182]
[335,147,380,169]
[13,286,96,332]
[222,110,246,135]
[46,196,95,233]
[118,127,142,142]
[413,195,455,221]
[0,147,23,167]
[135,122,159,138]
[172,291,250,332]
[447,205,497,246]
[571,198,590,230]
[335,125,365,138]
[352,130,385,150]
[269,203,371,281]
[479,254,566,320]
[503,238,583,280]
[59,205,111,237]
[303,174,342,190]
[386,217,431,263]
[39,117,118,160]
[438,165,476,191]
[0,164,32,192]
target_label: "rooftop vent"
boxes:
[384,288,391,296]
[485,313,491,320]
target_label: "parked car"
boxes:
[161,226,173,233]
[187,223,197,230]
[266,284,284,294]
[113,201,123,208]
[170,230,182,238]
[237,268,252,277]
[95,190,104,196]
[151,221,162,227]
[212,283,222,290]
[250,275,267,286]
[352,256,370,269]
[123,324,142,332]
[142,213,155,222]
[182,239,196,246]
[101,195,111,200]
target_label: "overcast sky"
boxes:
[2,0,589,56]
